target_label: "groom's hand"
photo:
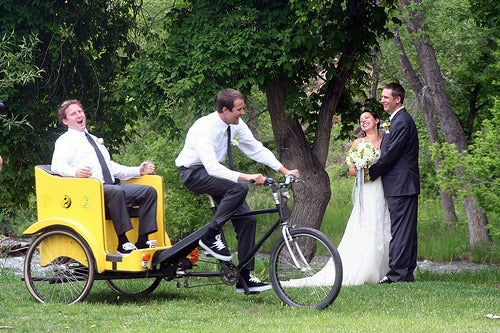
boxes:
[363,168,370,182]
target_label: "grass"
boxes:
[1,264,498,332]
[1,175,498,332]
[1,168,498,331]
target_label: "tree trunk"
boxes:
[393,31,458,226]
[266,75,331,231]
[399,0,490,245]
[464,196,491,245]
[370,49,381,99]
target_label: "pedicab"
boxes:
[23,165,342,309]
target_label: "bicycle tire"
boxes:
[269,227,342,309]
[24,229,96,304]
[106,277,162,296]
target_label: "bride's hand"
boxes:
[348,166,357,177]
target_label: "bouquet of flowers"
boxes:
[345,140,380,169]
[346,141,380,223]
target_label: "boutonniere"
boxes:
[96,137,104,145]
[231,135,239,146]
[382,121,391,133]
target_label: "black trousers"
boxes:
[386,195,418,282]
[180,166,257,270]
[104,182,158,237]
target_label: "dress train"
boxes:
[281,177,391,287]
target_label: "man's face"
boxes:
[380,88,401,114]
[221,98,245,125]
[62,103,86,131]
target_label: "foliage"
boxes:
[115,0,395,140]
[380,0,499,141]
[424,0,499,138]
[0,0,139,207]
[430,100,500,236]
[0,195,36,237]
[0,32,43,93]
[0,31,41,207]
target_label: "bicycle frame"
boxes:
[218,178,298,271]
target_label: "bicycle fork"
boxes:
[281,226,312,272]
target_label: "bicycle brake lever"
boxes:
[285,174,298,184]
[264,178,275,186]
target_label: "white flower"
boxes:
[231,135,239,146]
[345,141,380,169]
[382,121,391,133]
[96,137,104,145]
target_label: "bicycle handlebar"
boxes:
[261,174,302,187]
[247,174,301,187]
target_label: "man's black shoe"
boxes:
[378,276,393,284]
[199,229,232,261]
[236,273,272,293]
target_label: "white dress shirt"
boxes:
[389,106,404,121]
[175,111,283,182]
[51,128,140,182]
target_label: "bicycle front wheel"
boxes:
[269,227,342,309]
[24,229,95,304]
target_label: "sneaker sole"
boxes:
[198,240,232,261]
[235,284,273,293]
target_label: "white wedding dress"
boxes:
[282,150,391,287]
[337,176,391,285]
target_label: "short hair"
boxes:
[384,82,405,104]
[216,89,244,113]
[58,99,83,125]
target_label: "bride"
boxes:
[282,110,391,287]
[337,110,391,285]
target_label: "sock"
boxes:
[117,233,128,246]
[240,269,250,280]
[136,234,148,247]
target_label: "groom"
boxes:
[369,82,420,283]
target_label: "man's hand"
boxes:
[76,166,92,178]
[279,167,300,179]
[140,161,156,175]
[239,173,266,185]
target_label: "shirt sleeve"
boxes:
[51,136,78,177]
[235,122,283,171]
[109,160,141,180]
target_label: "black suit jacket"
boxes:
[369,108,420,197]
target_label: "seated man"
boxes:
[175,88,300,293]
[51,99,157,255]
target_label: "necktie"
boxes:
[85,132,113,184]
[227,126,235,170]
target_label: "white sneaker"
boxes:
[118,242,137,255]
[236,273,272,293]
[146,240,157,248]
[199,230,232,261]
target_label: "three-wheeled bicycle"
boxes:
[23,165,342,309]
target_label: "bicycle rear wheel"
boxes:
[269,227,342,309]
[106,277,162,295]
